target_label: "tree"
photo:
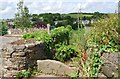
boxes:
[14,0,31,29]
[92,12,103,19]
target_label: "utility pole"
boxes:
[118,1,120,39]
[118,1,120,25]
[78,6,82,30]
[77,9,80,30]
[77,5,82,46]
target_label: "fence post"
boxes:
[47,24,51,35]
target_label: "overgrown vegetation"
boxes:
[87,14,119,53]
[14,0,119,78]
[16,68,41,79]
[70,70,79,79]
[51,26,72,45]
[23,26,78,62]
[0,21,8,36]
[81,14,120,77]
[55,45,78,62]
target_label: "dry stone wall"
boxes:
[7,28,47,35]
[1,41,47,77]
[0,36,119,77]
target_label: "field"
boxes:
[63,13,93,18]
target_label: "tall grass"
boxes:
[69,28,87,54]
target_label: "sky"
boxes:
[0,0,119,19]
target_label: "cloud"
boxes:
[0,0,118,19]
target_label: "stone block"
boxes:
[12,52,26,57]
[102,63,118,77]
[7,45,15,53]
[37,60,77,76]
[12,45,25,51]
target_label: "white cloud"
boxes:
[0,0,118,19]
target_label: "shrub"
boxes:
[23,30,54,57]
[0,21,8,36]
[82,14,120,77]
[51,26,72,45]
[87,14,119,53]
[23,30,52,42]
[55,45,78,62]
[23,26,75,61]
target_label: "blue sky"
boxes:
[0,0,119,19]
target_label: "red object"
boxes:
[82,51,88,64]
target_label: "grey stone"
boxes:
[98,73,107,77]
[12,52,25,57]
[25,43,35,48]
[13,45,25,51]
[37,60,77,76]
[6,45,14,53]
[101,63,118,77]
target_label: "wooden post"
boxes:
[47,24,50,35]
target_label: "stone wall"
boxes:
[1,37,119,77]
[1,41,47,77]
[7,28,47,35]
